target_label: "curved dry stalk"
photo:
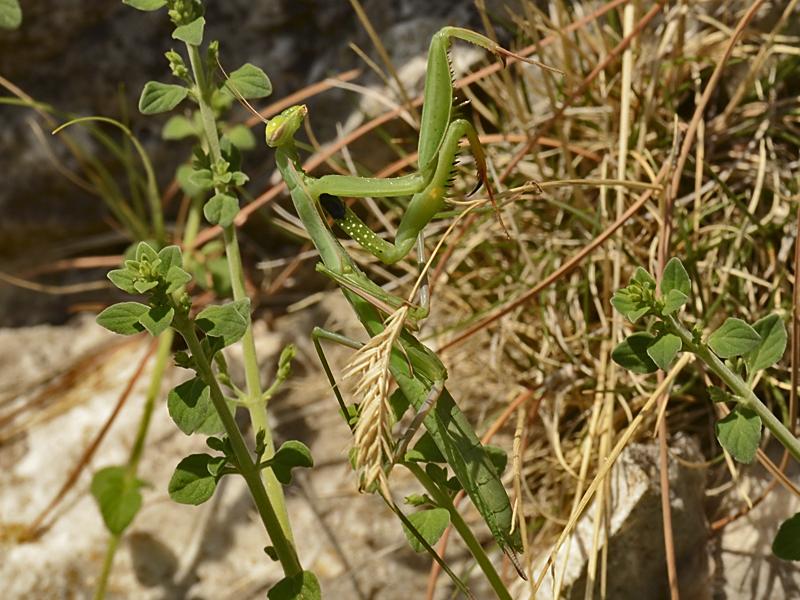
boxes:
[345,305,409,497]
[532,353,693,594]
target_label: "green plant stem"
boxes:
[182,196,204,257]
[129,331,174,472]
[94,331,173,600]
[173,315,302,577]
[93,534,119,600]
[185,41,294,543]
[666,314,800,462]
[407,463,512,600]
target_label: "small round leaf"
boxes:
[715,406,762,464]
[773,513,800,561]
[708,318,761,359]
[168,454,218,505]
[401,508,451,552]
[90,466,144,535]
[172,16,205,45]
[96,302,149,335]
[611,333,659,374]
[745,314,787,374]
[139,81,189,115]
[267,571,321,600]
[0,0,22,29]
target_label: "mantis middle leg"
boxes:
[311,326,446,461]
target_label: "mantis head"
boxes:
[265,104,307,147]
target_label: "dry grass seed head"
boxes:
[343,305,409,497]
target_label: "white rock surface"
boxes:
[518,436,709,600]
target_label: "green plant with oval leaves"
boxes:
[612,257,799,562]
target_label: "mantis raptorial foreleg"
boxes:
[311,118,493,265]
[267,26,547,267]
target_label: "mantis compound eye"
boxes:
[319,194,346,220]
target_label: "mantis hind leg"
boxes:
[311,326,444,462]
[311,326,361,431]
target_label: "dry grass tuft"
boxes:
[344,305,409,498]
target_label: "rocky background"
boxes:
[0,0,523,325]
[2,1,800,599]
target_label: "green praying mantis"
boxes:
[255,26,548,577]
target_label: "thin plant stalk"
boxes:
[172,316,302,576]
[665,314,800,462]
[94,329,173,600]
[185,42,294,543]
[407,463,512,600]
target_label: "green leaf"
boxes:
[660,257,691,297]
[138,305,174,336]
[631,266,656,286]
[167,377,218,435]
[168,454,218,505]
[123,0,166,10]
[267,571,321,600]
[646,333,682,371]
[773,513,800,561]
[611,332,659,374]
[97,302,149,335]
[107,268,138,294]
[610,289,650,323]
[405,432,445,463]
[172,16,205,45]
[157,245,183,272]
[484,445,508,476]
[708,318,762,359]
[135,241,159,263]
[90,466,144,535]
[224,63,272,99]
[196,299,250,346]
[230,171,249,186]
[165,265,192,294]
[0,0,22,29]
[139,81,189,115]
[425,463,449,486]
[661,288,689,316]
[225,124,256,150]
[708,386,734,403]
[203,193,239,227]
[162,115,197,140]
[188,168,214,190]
[133,279,158,294]
[176,163,205,197]
[268,440,314,485]
[745,314,787,374]
[715,406,762,463]
[401,508,451,552]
